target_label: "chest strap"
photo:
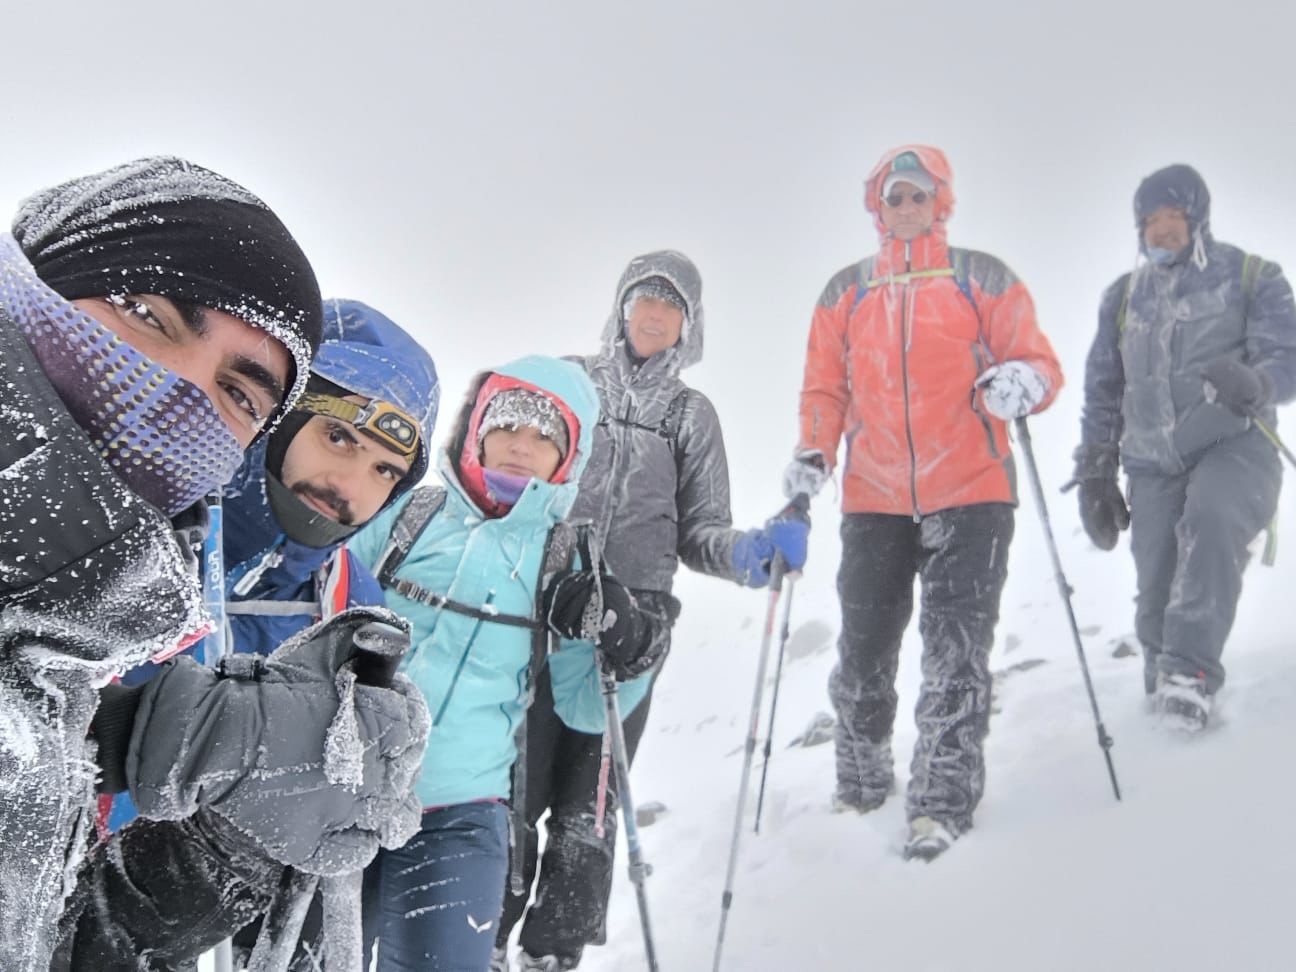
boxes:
[225,600,319,617]
[388,577,540,630]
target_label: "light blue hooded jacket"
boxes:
[349,355,640,808]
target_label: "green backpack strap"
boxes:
[1240,252,1278,564]
[1262,512,1279,567]
[1119,251,1263,333]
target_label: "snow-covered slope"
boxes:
[580,463,1296,972]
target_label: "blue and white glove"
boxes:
[782,449,830,499]
[732,511,811,588]
[975,361,1049,420]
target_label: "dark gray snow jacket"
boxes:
[1080,214,1296,476]
[568,249,744,593]
[0,306,206,972]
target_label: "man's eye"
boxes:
[326,422,356,447]
[377,465,400,481]
[108,295,169,334]
[220,382,264,428]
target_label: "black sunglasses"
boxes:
[883,189,931,208]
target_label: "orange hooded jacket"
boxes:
[797,145,1063,517]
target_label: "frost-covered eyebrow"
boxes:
[232,355,286,407]
[172,300,285,406]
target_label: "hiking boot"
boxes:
[831,779,894,814]
[903,816,955,862]
[490,946,511,972]
[518,951,580,971]
[1156,672,1211,732]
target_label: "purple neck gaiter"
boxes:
[483,468,532,508]
[0,233,243,516]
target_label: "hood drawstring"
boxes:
[1191,226,1208,271]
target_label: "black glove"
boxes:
[1078,479,1130,551]
[1065,444,1128,551]
[1202,357,1274,417]
[90,681,145,794]
[545,571,658,678]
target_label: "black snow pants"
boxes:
[52,809,318,971]
[830,504,1013,836]
[495,666,654,964]
[1128,427,1281,695]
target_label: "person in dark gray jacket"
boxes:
[495,250,806,971]
[1071,163,1296,731]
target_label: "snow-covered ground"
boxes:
[575,455,1296,972]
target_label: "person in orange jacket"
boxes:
[783,145,1063,861]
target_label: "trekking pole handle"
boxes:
[780,492,811,525]
[351,620,410,688]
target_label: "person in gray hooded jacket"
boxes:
[1071,163,1296,730]
[494,250,806,971]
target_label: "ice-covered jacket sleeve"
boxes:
[125,606,429,877]
[674,391,744,581]
[971,254,1064,412]
[797,278,852,465]
[1078,276,1129,454]
[1246,259,1296,404]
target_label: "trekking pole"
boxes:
[713,555,788,972]
[201,492,229,667]
[1014,418,1121,802]
[201,494,236,972]
[752,494,810,835]
[1253,415,1296,469]
[599,664,660,972]
[199,497,238,969]
[753,572,797,835]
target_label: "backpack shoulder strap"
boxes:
[660,388,691,464]
[1242,252,1264,314]
[949,248,979,319]
[373,485,446,587]
[849,255,878,314]
[1116,272,1135,335]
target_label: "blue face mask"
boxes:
[1,235,243,516]
[1146,246,1178,266]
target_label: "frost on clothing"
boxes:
[346,355,603,810]
[348,356,602,969]
[1078,165,1296,693]
[55,608,431,969]
[0,252,205,969]
[1080,249,1296,476]
[796,145,1063,517]
[499,250,741,964]
[831,507,1012,834]
[570,248,742,593]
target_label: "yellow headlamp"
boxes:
[296,393,421,459]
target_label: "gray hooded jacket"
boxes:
[568,250,743,593]
[1080,168,1296,475]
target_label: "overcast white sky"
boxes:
[5,0,1295,523]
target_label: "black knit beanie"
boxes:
[11,156,323,413]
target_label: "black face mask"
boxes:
[264,473,359,548]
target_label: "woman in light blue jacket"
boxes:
[350,355,652,971]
